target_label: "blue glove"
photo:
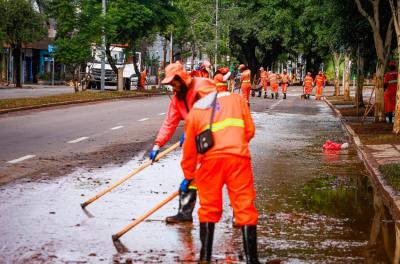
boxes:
[179,179,192,192]
[149,145,160,162]
[179,133,185,147]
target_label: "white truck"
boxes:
[86,46,141,90]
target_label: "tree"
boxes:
[389,0,400,135]
[354,0,394,122]
[51,0,101,92]
[0,0,47,88]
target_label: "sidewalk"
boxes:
[324,96,400,263]
[0,84,75,99]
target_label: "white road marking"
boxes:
[138,118,149,122]
[158,112,166,116]
[110,125,124,130]
[68,137,89,144]
[7,155,36,164]
[270,99,283,110]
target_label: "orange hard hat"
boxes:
[239,64,245,70]
[162,62,192,87]
[202,61,211,68]
[192,78,217,98]
[259,67,264,71]
[217,67,229,74]
[318,71,322,75]
[307,72,311,75]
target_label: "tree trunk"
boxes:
[356,46,365,108]
[332,52,342,96]
[13,43,22,88]
[162,38,167,69]
[375,63,386,122]
[344,54,351,101]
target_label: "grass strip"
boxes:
[380,163,400,193]
[0,90,164,110]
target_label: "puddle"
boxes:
[0,100,387,263]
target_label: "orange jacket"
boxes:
[280,73,289,84]
[154,77,216,147]
[314,74,326,87]
[181,92,255,180]
[269,73,279,86]
[260,70,268,82]
[304,76,314,88]
[384,70,398,96]
[213,67,230,92]
[240,69,251,84]
[191,69,209,78]
[138,69,147,87]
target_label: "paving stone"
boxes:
[366,144,395,151]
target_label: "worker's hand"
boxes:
[149,145,160,162]
[179,133,185,147]
[179,179,192,192]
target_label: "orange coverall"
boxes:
[181,92,258,226]
[280,73,289,93]
[384,70,398,113]
[269,73,279,93]
[314,74,326,100]
[260,70,269,92]
[303,76,314,95]
[240,69,252,103]
[138,69,147,88]
[213,67,230,92]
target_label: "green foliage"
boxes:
[380,163,400,192]
[52,0,101,68]
[0,0,47,45]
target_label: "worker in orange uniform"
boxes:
[259,67,269,98]
[191,61,211,78]
[239,64,252,105]
[181,89,260,264]
[384,61,398,123]
[303,72,314,99]
[314,71,327,100]
[269,71,280,99]
[149,62,216,223]
[213,66,232,92]
[138,67,148,89]
[280,70,290,99]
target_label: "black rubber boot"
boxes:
[257,90,262,97]
[251,90,255,97]
[242,225,261,264]
[165,189,196,223]
[199,222,215,263]
[387,112,393,123]
[271,93,274,99]
[283,93,286,99]
[275,92,279,99]
[264,92,267,99]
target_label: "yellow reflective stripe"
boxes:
[188,186,197,190]
[202,118,245,132]
[216,82,228,86]
[242,80,251,83]
[388,79,398,84]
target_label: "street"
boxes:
[0,87,386,263]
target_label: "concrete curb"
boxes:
[324,97,400,221]
[0,92,167,115]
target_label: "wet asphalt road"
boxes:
[0,87,386,263]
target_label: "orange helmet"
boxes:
[307,72,312,76]
[201,61,211,69]
[216,67,229,74]
[239,64,246,70]
[259,67,264,71]
[318,71,323,75]
[162,62,192,87]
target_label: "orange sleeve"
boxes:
[384,73,389,84]
[241,97,255,142]
[154,98,182,147]
[181,111,199,180]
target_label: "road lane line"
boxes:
[7,155,36,164]
[110,126,124,130]
[68,137,89,144]
[270,99,283,110]
[158,112,166,116]
[138,118,149,122]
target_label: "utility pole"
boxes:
[100,0,106,91]
[215,0,218,70]
[170,1,174,63]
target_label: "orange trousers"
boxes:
[262,80,269,92]
[270,83,279,93]
[315,85,323,99]
[241,83,251,102]
[281,83,288,93]
[195,157,258,226]
[304,86,312,95]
